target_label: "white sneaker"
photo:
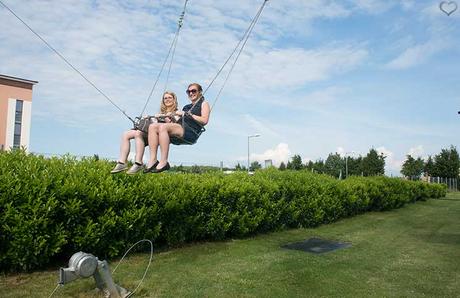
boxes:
[111,162,128,174]
[127,163,144,175]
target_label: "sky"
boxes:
[0,0,459,175]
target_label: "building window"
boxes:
[13,100,23,149]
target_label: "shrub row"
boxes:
[0,150,446,271]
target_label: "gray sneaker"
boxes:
[111,162,128,174]
[127,163,144,175]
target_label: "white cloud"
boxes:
[336,147,360,157]
[385,39,448,69]
[400,0,415,10]
[351,0,393,14]
[301,86,350,106]
[251,143,291,166]
[408,145,424,158]
[232,44,368,92]
[376,146,402,176]
[0,0,368,127]
[243,114,280,139]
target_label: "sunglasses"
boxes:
[186,89,199,95]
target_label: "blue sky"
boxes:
[1,0,459,175]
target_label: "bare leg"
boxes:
[147,123,161,168]
[134,130,146,164]
[157,126,171,168]
[157,123,184,169]
[118,130,138,163]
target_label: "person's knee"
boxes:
[159,125,167,132]
[122,130,133,140]
[134,130,143,138]
[149,123,160,133]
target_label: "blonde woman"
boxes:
[111,91,179,174]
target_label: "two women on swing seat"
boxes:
[111,83,210,174]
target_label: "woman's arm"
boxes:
[189,102,210,125]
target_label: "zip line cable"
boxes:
[202,0,268,96]
[0,0,189,124]
[163,0,188,94]
[162,31,179,94]
[208,0,268,111]
[1,0,268,122]
[140,0,189,117]
[0,0,135,123]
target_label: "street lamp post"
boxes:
[247,134,260,173]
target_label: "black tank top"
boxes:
[182,97,204,132]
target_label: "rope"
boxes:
[204,0,269,111]
[163,31,180,94]
[48,284,62,298]
[210,1,268,111]
[112,239,154,297]
[140,0,189,117]
[0,0,136,124]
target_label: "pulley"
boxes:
[59,251,130,298]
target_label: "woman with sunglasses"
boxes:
[111,91,179,174]
[145,83,210,173]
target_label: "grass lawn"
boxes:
[1,192,459,297]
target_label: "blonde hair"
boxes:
[160,91,178,114]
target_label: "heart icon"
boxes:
[439,1,458,16]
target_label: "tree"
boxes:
[433,146,460,178]
[250,161,262,171]
[191,165,202,173]
[400,155,424,180]
[287,154,303,170]
[313,159,325,174]
[424,156,435,177]
[235,163,246,171]
[305,160,314,171]
[347,156,363,176]
[361,148,385,176]
[324,153,344,178]
[279,162,286,171]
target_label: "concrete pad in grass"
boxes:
[282,237,351,254]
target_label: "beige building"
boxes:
[0,74,37,151]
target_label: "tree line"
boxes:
[280,148,386,178]
[235,145,459,180]
[234,148,386,178]
[172,146,459,180]
[401,145,459,180]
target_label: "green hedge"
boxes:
[0,150,446,271]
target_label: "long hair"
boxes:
[160,91,178,114]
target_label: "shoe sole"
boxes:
[111,167,128,174]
